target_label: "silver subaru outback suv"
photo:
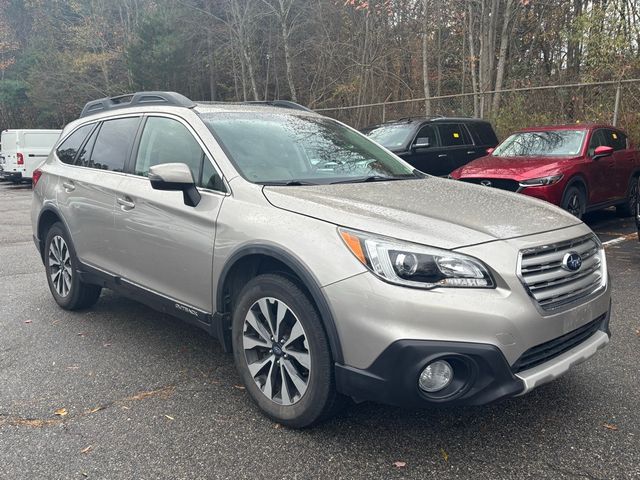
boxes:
[32,92,611,427]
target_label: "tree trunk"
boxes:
[422,0,431,116]
[493,0,516,112]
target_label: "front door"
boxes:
[401,124,451,176]
[435,123,475,173]
[113,115,226,313]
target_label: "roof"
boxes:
[365,116,491,130]
[79,91,314,119]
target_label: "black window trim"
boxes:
[127,112,228,194]
[411,123,440,149]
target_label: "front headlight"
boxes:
[519,174,563,187]
[339,228,495,289]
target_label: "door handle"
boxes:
[117,197,135,210]
[62,181,75,192]
[438,154,448,158]
[466,150,476,155]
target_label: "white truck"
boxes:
[0,129,61,183]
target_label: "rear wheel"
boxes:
[232,274,341,428]
[616,176,639,217]
[561,185,586,219]
[44,222,102,310]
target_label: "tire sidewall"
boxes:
[562,185,585,219]
[231,274,333,427]
[44,222,83,309]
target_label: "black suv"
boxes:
[362,117,498,176]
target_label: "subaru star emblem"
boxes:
[480,180,492,187]
[562,252,583,272]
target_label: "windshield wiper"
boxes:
[330,175,416,185]
[259,180,319,186]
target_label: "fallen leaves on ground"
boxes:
[80,446,93,454]
[233,385,245,390]
[635,328,640,337]
[126,386,175,402]
[440,448,449,462]
[23,320,32,324]
[87,406,104,414]
[164,415,175,421]
[603,423,619,431]
[393,461,406,468]
[53,408,68,417]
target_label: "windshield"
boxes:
[203,113,417,184]
[493,130,586,157]
[363,124,413,150]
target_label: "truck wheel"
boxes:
[616,176,639,217]
[44,222,102,310]
[232,273,342,428]
[561,185,586,219]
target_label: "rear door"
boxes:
[605,129,633,200]
[584,129,616,204]
[56,116,141,273]
[435,123,475,173]
[113,114,226,313]
[22,131,61,178]
[466,122,498,158]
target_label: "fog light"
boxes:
[419,360,453,392]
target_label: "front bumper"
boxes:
[335,308,610,406]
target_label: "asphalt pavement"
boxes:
[0,180,638,480]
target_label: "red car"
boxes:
[450,124,640,219]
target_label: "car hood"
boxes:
[262,178,582,249]
[452,155,575,180]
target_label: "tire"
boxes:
[44,222,102,310]
[561,185,586,219]
[232,273,341,428]
[616,176,639,217]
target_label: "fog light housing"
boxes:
[418,360,453,392]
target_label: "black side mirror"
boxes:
[148,163,201,207]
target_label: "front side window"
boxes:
[134,116,224,191]
[414,125,438,148]
[89,117,140,172]
[437,124,471,147]
[587,130,608,156]
[204,113,417,184]
[56,124,94,164]
[494,130,586,157]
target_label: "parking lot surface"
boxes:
[0,180,638,480]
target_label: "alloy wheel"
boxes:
[49,235,72,297]
[242,297,311,405]
[567,192,582,217]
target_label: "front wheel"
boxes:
[44,222,102,310]
[617,176,639,217]
[232,274,341,428]
[561,185,586,219]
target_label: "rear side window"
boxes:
[89,117,140,172]
[607,130,627,151]
[76,126,99,168]
[437,124,471,147]
[56,124,94,164]
[467,122,498,146]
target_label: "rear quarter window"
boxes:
[88,117,140,172]
[56,124,94,165]
[467,122,498,146]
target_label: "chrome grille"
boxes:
[518,235,605,311]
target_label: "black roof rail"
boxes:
[80,91,196,118]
